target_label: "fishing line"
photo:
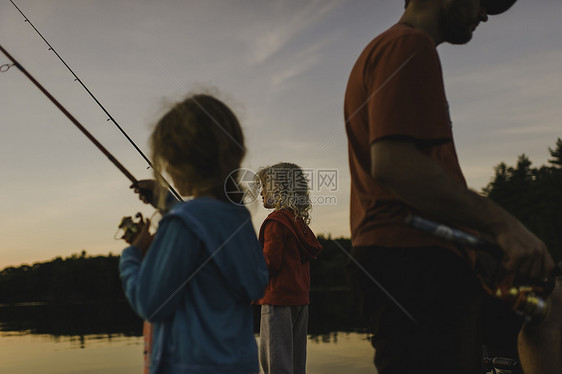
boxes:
[10,0,182,202]
[0,44,140,187]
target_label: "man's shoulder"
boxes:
[357,22,438,77]
[374,23,434,51]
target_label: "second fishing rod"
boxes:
[9,0,181,202]
[0,44,167,206]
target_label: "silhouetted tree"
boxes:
[310,236,351,290]
[0,254,125,304]
[549,138,562,167]
[483,139,562,262]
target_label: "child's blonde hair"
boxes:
[256,162,312,224]
[150,94,245,207]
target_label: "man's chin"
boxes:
[446,31,473,45]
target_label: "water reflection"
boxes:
[309,288,365,334]
[0,330,376,374]
[0,289,362,339]
[0,301,143,343]
[0,290,378,373]
[0,331,145,374]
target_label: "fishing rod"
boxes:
[0,44,142,189]
[9,0,182,202]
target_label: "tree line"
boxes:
[482,138,562,262]
[0,237,352,305]
[0,251,124,304]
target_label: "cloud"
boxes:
[248,0,342,64]
[270,37,332,91]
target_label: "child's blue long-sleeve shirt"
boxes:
[119,197,269,374]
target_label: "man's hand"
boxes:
[493,216,554,281]
[370,138,554,281]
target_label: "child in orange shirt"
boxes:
[255,162,322,374]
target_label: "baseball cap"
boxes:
[481,0,517,15]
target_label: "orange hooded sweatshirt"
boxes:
[256,209,323,305]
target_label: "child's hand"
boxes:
[132,218,154,257]
[131,179,160,209]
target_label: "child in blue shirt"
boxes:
[119,93,269,374]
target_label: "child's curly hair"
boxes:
[255,162,312,224]
[150,93,245,207]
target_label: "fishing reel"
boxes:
[478,264,557,323]
[406,215,560,323]
[115,212,144,244]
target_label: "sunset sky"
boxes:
[1,0,561,269]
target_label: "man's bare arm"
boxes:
[370,138,554,279]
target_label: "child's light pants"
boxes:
[259,304,308,374]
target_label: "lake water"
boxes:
[0,331,377,374]
[0,300,377,373]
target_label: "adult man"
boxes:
[344,1,555,373]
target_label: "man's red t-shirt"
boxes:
[345,23,470,256]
